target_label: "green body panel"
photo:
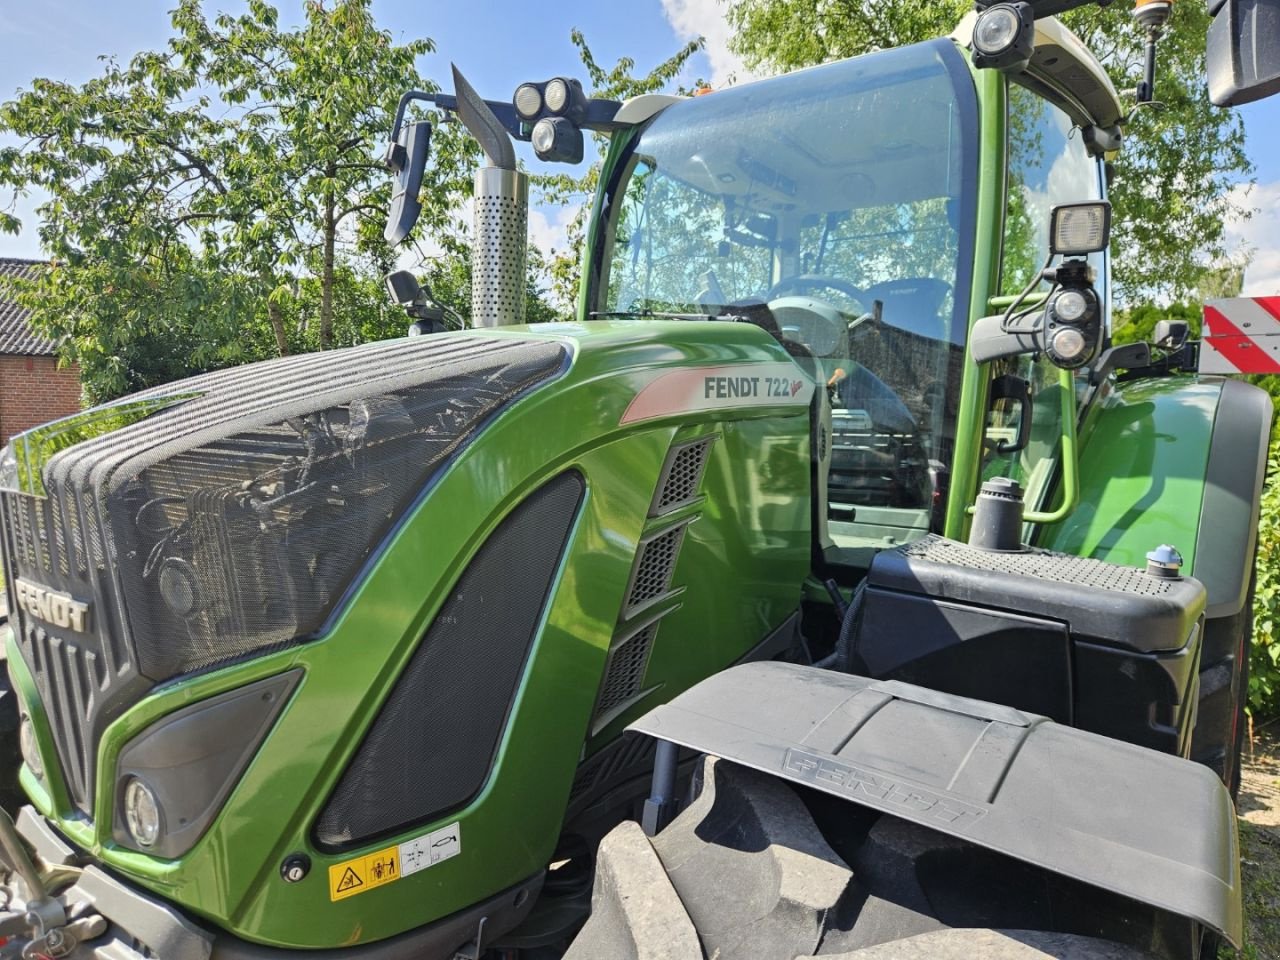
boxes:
[12,321,812,948]
[1038,375,1219,572]
[944,67,1006,542]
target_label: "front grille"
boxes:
[1,334,568,817]
[1,487,142,813]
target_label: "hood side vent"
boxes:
[593,434,717,733]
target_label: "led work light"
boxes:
[971,2,1036,73]
[532,117,585,164]
[1049,201,1112,256]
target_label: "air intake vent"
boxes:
[625,523,688,614]
[314,472,584,849]
[650,437,715,517]
[595,621,660,723]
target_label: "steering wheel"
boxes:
[767,274,867,305]
[766,275,879,342]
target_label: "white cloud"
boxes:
[528,202,585,257]
[659,0,758,88]
[1225,180,1280,296]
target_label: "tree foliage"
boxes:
[1252,445,1280,719]
[0,0,477,402]
[725,0,1254,302]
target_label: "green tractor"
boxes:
[0,1,1274,958]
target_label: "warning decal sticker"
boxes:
[327,824,462,901]
[327,844,400,902]
[399,822,462,877]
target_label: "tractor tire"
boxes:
[566,757,1204,960]
[1190,569,1255,798]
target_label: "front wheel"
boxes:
[567,757,1197,959]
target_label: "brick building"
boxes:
[0,258,82,444]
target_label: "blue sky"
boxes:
[1,0,1278,293]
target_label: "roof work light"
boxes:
[971,2,1037,72]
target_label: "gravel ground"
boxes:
[1226,727,1280,959]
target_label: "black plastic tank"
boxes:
[848,534,1206,757]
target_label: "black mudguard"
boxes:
[629,662,1243,947]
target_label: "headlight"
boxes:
[544,78,570,114]
[19,715,42,779]
[531,117,584,164]
[1053,289,1089,323]
[514,83,543,120]
[1048,326,1089,366]
[124,777,162,848]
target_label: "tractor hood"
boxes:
[630,661,1243,947]
[0,332,567,813]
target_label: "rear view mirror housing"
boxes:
[384,120,432,245]
[1207,0,1280,106]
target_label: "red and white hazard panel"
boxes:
[1201,297,1280,374]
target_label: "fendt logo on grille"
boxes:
[14,578,91,633]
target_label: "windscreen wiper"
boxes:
[589,309,747,322]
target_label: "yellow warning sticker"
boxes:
[328,845,401,902]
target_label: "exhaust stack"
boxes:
[453,65,528,327]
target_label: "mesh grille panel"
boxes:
[626,525,687,613]
[314,473,584,848]
[651,437,714,517]
[595,623,659,721]
[900,535,1174,596]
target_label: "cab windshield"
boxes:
[596,40,979,544]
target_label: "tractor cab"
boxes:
[585,20,1115,553]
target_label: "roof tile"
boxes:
[0,258,59,356]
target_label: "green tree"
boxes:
[726,0,1254,302]
[0,0,468,401]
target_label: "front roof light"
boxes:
[531,117,585,164]
[971,2,1035,73]
[514,83,543,120]
[544,78,570,114]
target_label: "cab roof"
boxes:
[953,12,1125,131]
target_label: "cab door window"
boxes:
[986,84,1106,507]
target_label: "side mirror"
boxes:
[385,270,423,306]
[384,120,432,245]
[986,374,1033,455]
[1153,319,1190,350]
[1208,0,1280,107]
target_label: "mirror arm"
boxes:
[1089,341,1152,385]
[389,90,438,144]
